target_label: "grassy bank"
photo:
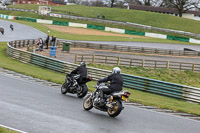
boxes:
[88,64,200,88]
[0,18,195,45]
[7,4,200,34]
[1,42,200,115]
[1,10,199,40]
[0,127,18,133]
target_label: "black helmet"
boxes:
[80,62,86,67]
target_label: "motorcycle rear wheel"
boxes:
[107,99,122,117]
[77,84,88,98]
[83,95,93,110]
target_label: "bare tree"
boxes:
[110,0,115,8]
[165,0,200,17]
[129,0,164,6]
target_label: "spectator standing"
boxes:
[45,35,49,49]
[102,15,105,20]
[36,38,44,51]
[97,14,100,19]
[51,36,56,46]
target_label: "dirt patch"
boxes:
[44,24,147,39]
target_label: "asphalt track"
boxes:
[0,19,46,42]
[0,72,200,133]
[0,19,200,133]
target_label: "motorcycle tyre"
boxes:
[107,99,122,118]
[61,82,69,94]
[77,84,88,98]
[83,95,93,111]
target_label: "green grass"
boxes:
[0,127,18,133]
[0,18,196,45]
[7,4,200,34]
[1,42,200,116]
[88,64,200,88]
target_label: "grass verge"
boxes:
[87,64,200,88]
[0,42,200,115]
[0,127,18,133]
[7,4,200,35]
[1,9,200,40]
[0,18,196,45]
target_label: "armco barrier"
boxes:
[7,40,200,103]
[63,41,200,57]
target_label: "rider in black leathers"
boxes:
[97,67,123,103]
[70,62,88,84]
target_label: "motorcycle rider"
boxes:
[70,62,88,86]
[97,67,123,105]
[10,24,14,31]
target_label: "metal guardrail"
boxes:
[75,54,200,72]
[7,39,200,103]
[1,7,200,38]
[57,40,200,57]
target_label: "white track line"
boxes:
[0,124,28,133]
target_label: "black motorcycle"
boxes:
[61,74,92,98]
[83,83,130,117]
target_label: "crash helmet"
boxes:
[80,62,86,67]
[112,67,121,74]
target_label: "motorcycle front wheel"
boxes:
[107,99,122,117]
[61,82,69,94]
[77,84,88,98]
[83,95,93,110]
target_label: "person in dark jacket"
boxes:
[97,67,123,103]
[51,36,56,46]
[45,35,49,49]
[70,62,88,84]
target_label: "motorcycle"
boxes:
[61,74,92,98]
[83,83,130,117]
[0,27,4,35]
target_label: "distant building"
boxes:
[129,5,200,21]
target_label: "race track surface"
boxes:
[0,72,200,133]
[0,19,46,42]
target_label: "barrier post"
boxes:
[92,55,95,64]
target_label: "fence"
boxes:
[14,39,200,57]
[75,54,200,72]
[7,39,200,103]
[57,40,200,57]
[10,39,200,73]
[1,7,200,39]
